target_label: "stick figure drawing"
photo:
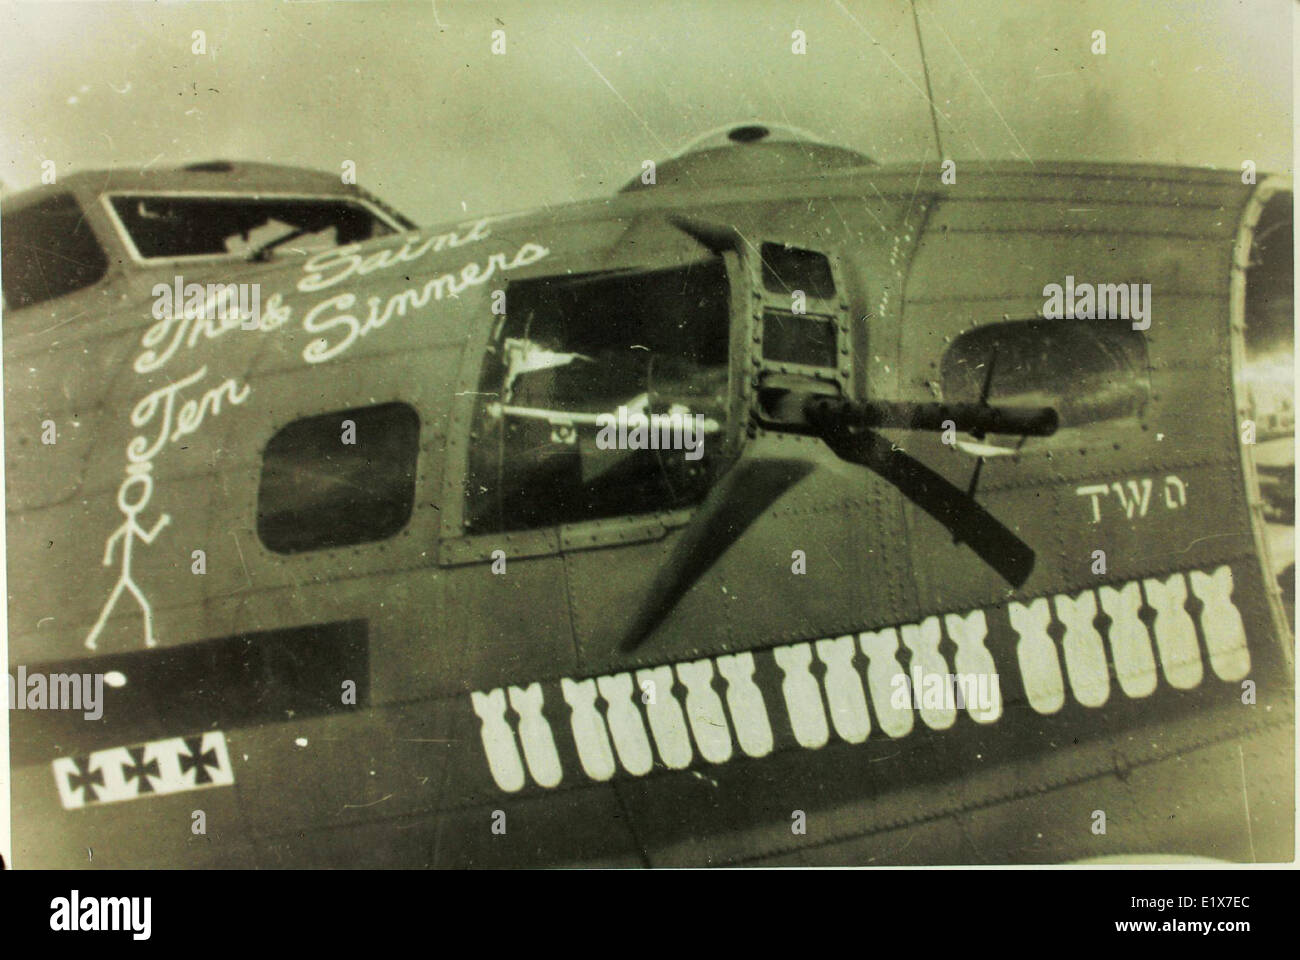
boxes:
[84,463,171,650]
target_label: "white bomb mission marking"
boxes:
[471,566,1249,792]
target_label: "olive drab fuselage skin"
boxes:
[4,159,1293,867]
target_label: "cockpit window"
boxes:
[1,192,109,309]
[106,194,397,262]
[465,258,732,534]
[941,318,1150,429]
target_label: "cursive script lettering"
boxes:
[298,218,493,293]
[135,291,288,375]
[302,241,550,364]
[127,366,251,464]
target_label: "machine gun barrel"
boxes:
[804,397,1059,437]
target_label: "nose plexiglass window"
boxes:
[465,258,732,535]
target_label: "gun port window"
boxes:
[465,258,732,535]
[258,403,420,554]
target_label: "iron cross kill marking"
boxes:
[179,736,221,785]
[121,746,161,795]
[53,731,234,810]
[67,756,105,804]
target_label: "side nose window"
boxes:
[257,402,420,553]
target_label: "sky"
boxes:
[0,0,1294,230]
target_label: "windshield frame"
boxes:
[99,189,407,267]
